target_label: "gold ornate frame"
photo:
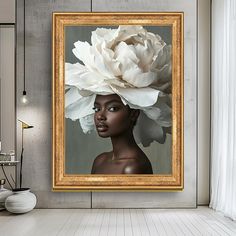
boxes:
[52,12,183,191]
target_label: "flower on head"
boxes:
[65,25,172,146]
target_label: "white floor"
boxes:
[0,206,236,236]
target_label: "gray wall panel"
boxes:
[198,0,210,205]
[92,0,197,207]
[0,27,15,189]
[0,0,15,23]
[16,0,91,208]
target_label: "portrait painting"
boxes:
[52,13,183,190]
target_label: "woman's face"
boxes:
[93,94,134,138]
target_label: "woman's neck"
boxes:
[110,130,138,160]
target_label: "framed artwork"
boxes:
[52,12,183,191]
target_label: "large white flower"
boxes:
[65,25,172,145]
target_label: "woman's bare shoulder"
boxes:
[93,152,111,165]
[122,154,153,174]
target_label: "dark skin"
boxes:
[91,94,153,174]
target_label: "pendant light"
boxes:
[21,0,29,105]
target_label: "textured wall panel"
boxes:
[0,27,15,189]
[198,0,210,205]
[92,0,198,208]
[16,0,91,208]
[0,0,15,23]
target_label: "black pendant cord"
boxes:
[23,0,26,94]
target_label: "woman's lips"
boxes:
[96,123,108,132]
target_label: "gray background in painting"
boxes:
[65,26,172,174]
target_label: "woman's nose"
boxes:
[96,110,106,120]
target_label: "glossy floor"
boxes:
[0,206,236,235]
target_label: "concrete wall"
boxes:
[16,0,91,208]
[0,0,210,207]
[198,0,210,205]
[0,0,15,23]
[0,27,15,155]
[0,25,15,188]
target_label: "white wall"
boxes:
[0,0,211,206]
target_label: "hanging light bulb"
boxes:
[21,90,29,104]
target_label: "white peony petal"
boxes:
[65,94,96,121]
[101,47,121,76]
[155,102,172,127]
[65,63,105,90]
[134,39,154,69]
[142,106,162,120]
[73,41,119,80]
[110,85,159,107]
[152,45,172,68]
[65,87,82,108]
[73,41,121,80]
[115,42,139,65]
[84,83,114,95]
[134,111,166,146]
[65,63,88,87]
[79,114,95,133]
[146,32,165,53]
[105,78,129,88]
[115,42,158,87]
[123,69,157,87]
[91,27,118,48]
[72,41,95,71]
[115,25,146,43]
[90,45,118,79]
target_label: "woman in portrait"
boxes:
[65,25,172,174]
[91,94,153,174]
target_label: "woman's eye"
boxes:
[93,107,100,112]
[108,106,119,112]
